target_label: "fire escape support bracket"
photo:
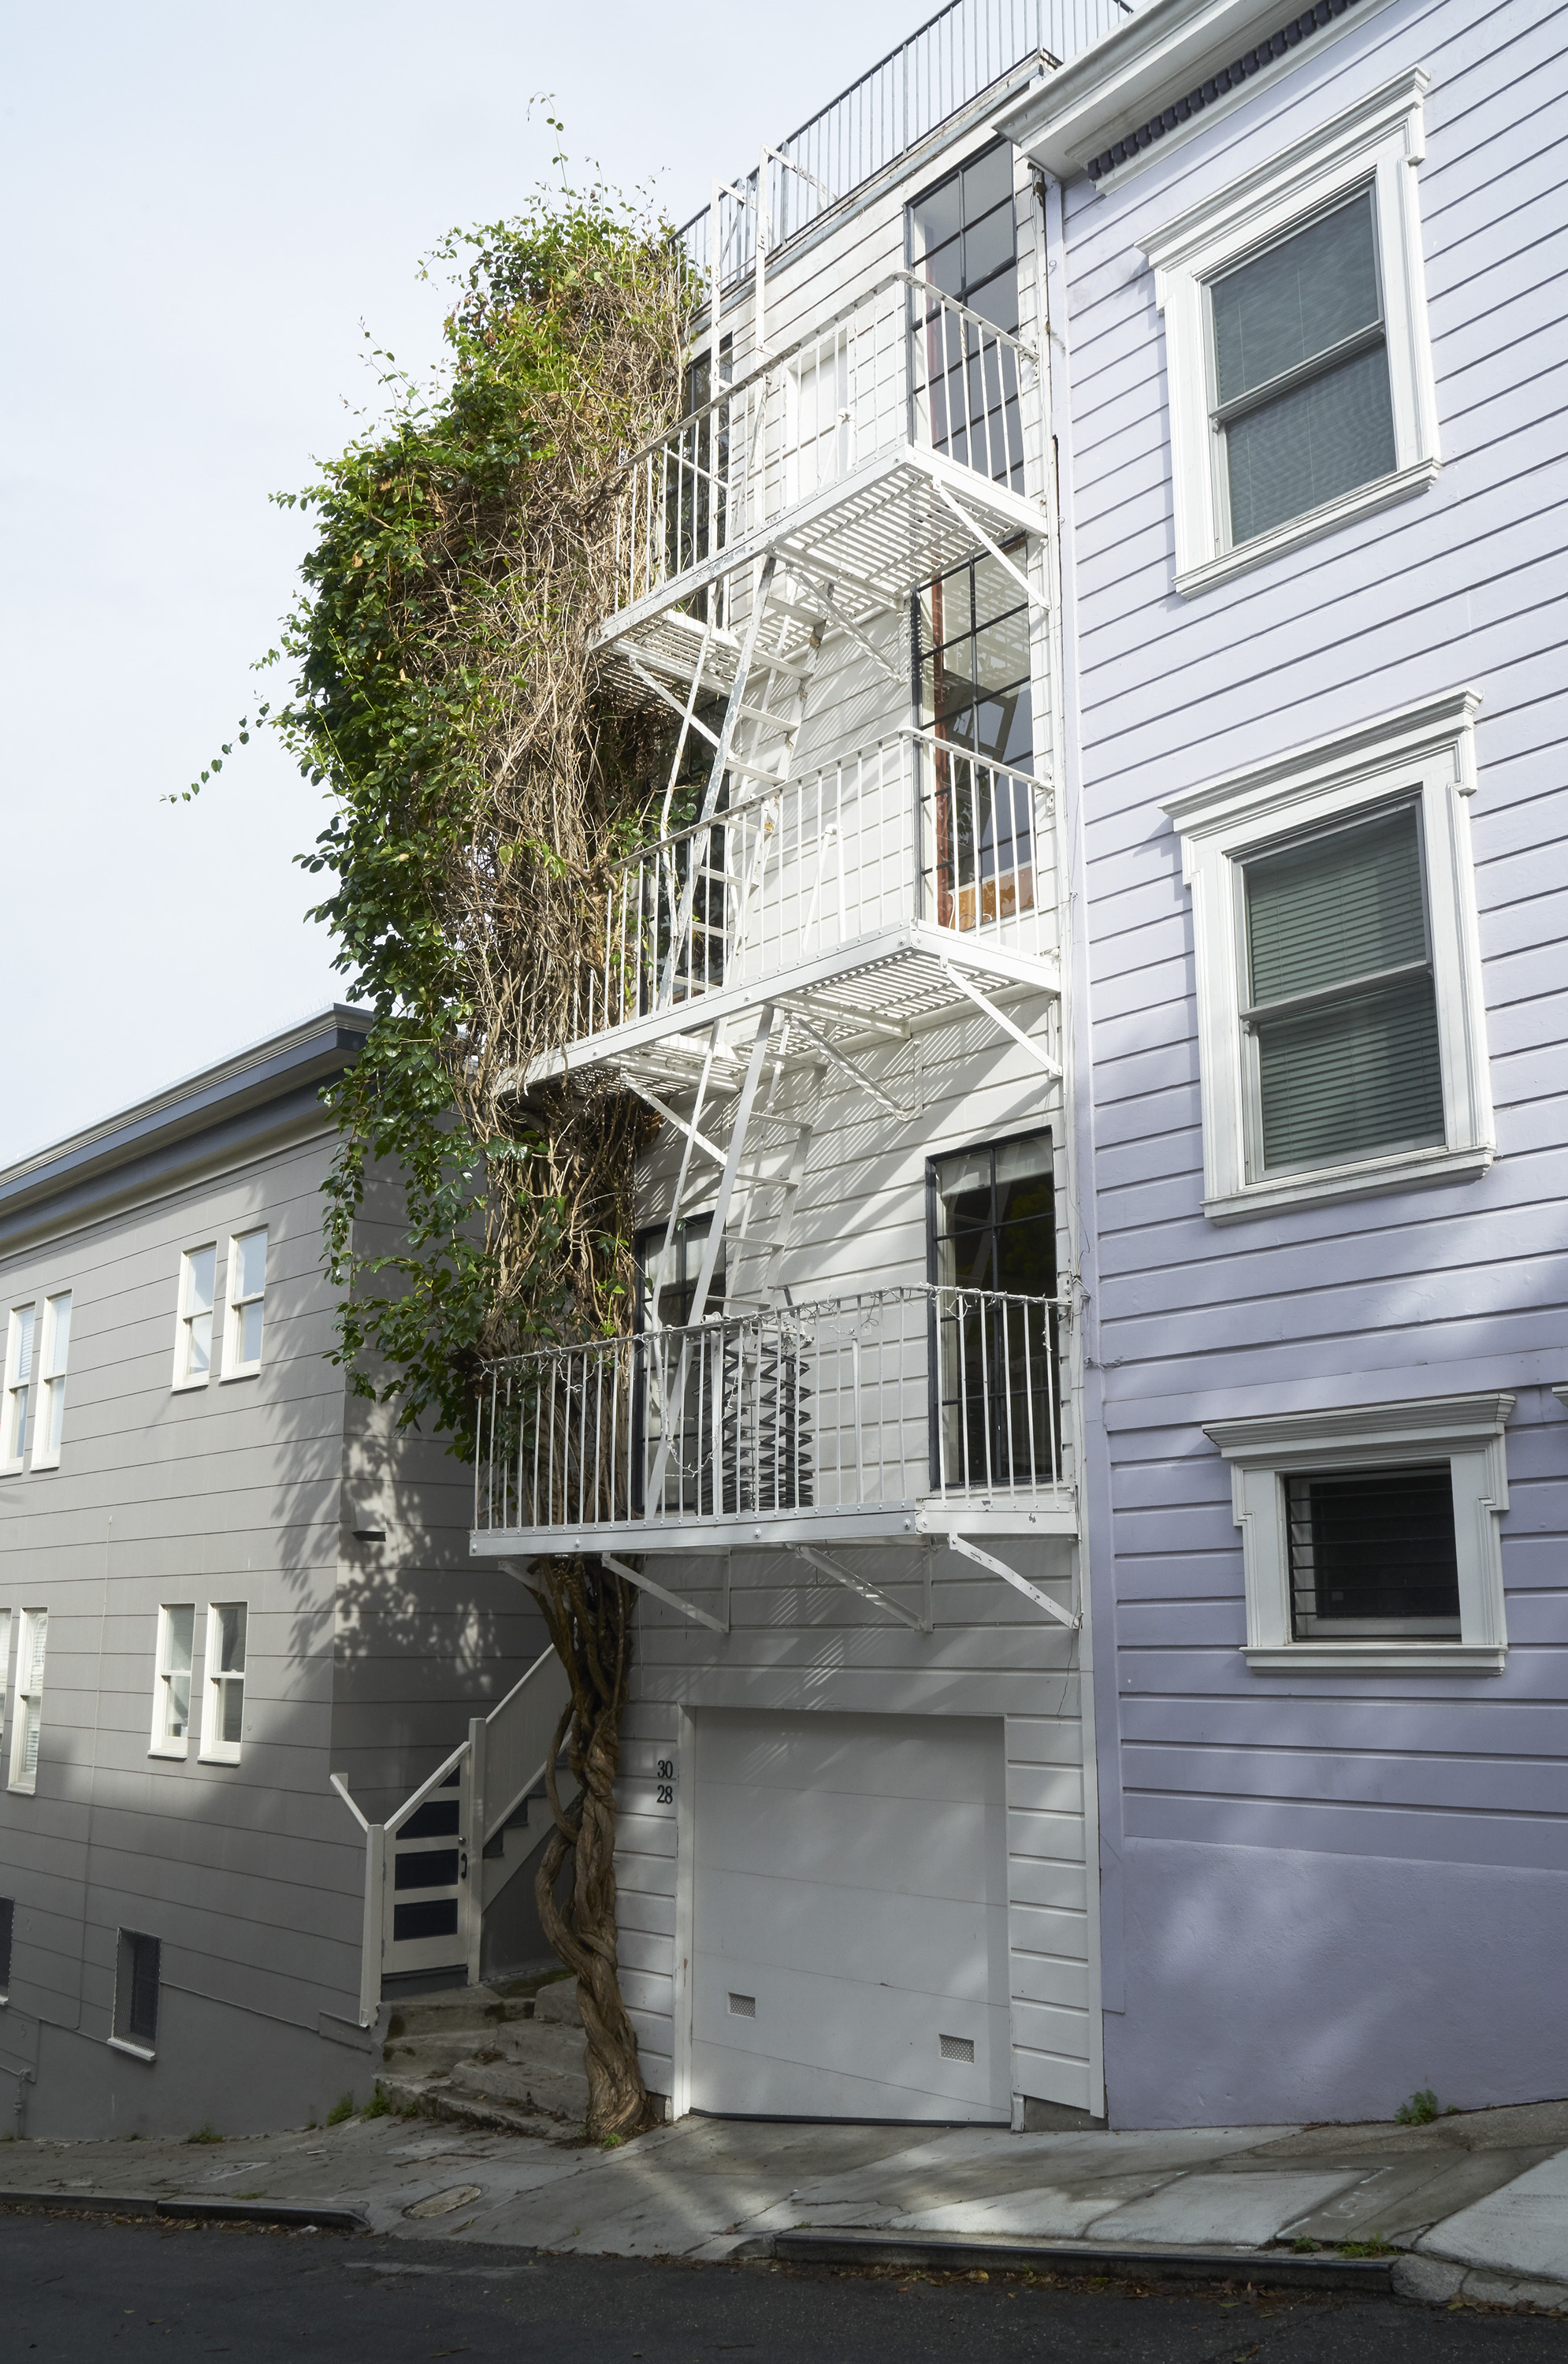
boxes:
[928,477,1046,615]
[939,961,1061,1080]
[619,1074,729,1173]
[787,1544,931,1634]
[946,1531,1078,1630]
[602,1552,730,1637]
[789,567,905,689]
[774,1007,916,1121]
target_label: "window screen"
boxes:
[1287,1464,1461,1637]
[1210,191,1396,545]
[1243,805,1444,1176]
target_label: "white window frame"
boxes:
[149,1604,197,1760]
[221,1226,268,1381]
[199,1601,247,1764]
[1140,69,1440,597]
[29,1292,72,1472]
[1207,1391,1512,1673]
[173,1244,217,1392]
[2,1304,37,1476]
[1164,689,1492,1223]
[9,1609,47,1793]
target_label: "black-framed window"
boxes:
[636,1214,723,1332]
[114,1929,161,2051]
[927,1133,1057,1489]
[908,139,1022,493]
[1287,1464,1462,1639]
[915,547,1035,935]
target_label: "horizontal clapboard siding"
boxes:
[1061,0,1568,2120]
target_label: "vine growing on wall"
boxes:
[199,149,698,2139]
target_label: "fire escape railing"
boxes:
[569,730,1050,1043]
[472,1283,1066,1540]
[609,273,1034,626]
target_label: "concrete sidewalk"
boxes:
[3,2092,1568,2310]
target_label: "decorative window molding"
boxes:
[1206,1392,1512,1671]
[221,1227,268,1381]
[1139,69,1439,594]
[29,1292,72,1472]
[173,1245,217,1392]
[150,1605,196,1760]
[1164,690,1492,1223]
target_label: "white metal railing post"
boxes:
[460,1715,487,1987]
[362,1825,386,2027]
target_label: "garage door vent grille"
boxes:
[938,2032,975,2062]
[728,1991,757,2018]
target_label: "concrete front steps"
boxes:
[378,1975,592,2139]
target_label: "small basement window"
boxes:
[1287,1464,1460,1640]
[113,1930,161,2054]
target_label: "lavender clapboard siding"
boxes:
[1055,0,1568,2124]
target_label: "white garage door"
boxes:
[690,1709,1010,2121]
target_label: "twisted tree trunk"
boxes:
[529,1553,654,2142]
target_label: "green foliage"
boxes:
[185,2122,221,2144]
[195,142,691,1442]
[362,2083,392,2120]
[325,2091,356,2125]
[1395,2087,1440,2124]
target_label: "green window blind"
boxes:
[1243,807,1444,1174]
[1209,192,1396,546]
[1287,1464,1461,1636]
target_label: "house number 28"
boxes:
[656,1757,674,1806]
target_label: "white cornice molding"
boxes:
[1161,687,1482,859]
[1206,1389,1516,1462]
[996,0,1389,181]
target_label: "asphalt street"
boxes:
[5,2213,1567,2362]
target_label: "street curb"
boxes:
[751,2228,1396,2293]
[0,2190,369,2232]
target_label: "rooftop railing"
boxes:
[473,1282,1066,1543]
[679,0,1132,290]
[570,730,1050,1044]
[610,272,1032,626]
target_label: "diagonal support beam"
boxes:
[929,477,1045,613]
[946,1531,1078,1630]
[603,1552,729,1636]
[619,1074,727,1172]
[790,568,904,688]
[940,962,1061,1079]
[775,1008,914,1120]
[788,1544,930,1633]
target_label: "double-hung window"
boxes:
[1143,71,1440,593]
[1166,692,1492,1221]
[150,1606,196,1757]
[223,1227,268,1377]
[9,1610,46,1793]
[30,1293,72,1470]
[174,1246,217,1388]
[3,1307,35,1472]
[201,1603,247,1762]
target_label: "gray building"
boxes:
[0,1009,548,2139]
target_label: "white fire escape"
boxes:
[472,183,1076,1636]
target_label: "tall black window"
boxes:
[908,141,1023,492]
[927,1134,1057,1489]
[0,1898,13,1996]
[114,1929,161,2050]
[916,548,1035,936]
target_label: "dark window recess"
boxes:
[393,1899,460,1943]
[908,140,1023,493]
[1287,1465,1462,1638]
[0,1897,13,1992]
[395,1849,460,1892]
[116,1930,162,2048]
[928,1134,1058,1489]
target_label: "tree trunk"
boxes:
[529,1553,654,2142]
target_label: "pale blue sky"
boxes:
[1,0,928,1165]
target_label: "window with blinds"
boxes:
[1209,190,1397,547]
[1287,1463,1462,1638]
[1241,803,1444,1177]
